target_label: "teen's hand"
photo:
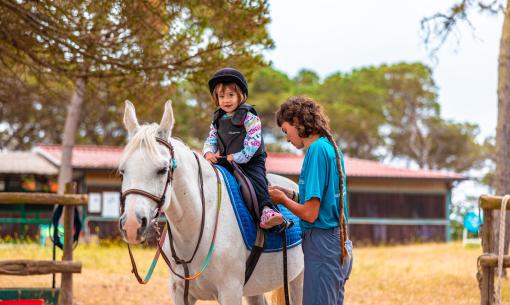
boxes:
[268,188,287,204]
[269,185,296,201]
[205,152,218,163]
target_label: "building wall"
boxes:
[269,174,451,244]
[348,177,450,244]
[349,192,447,244]
[348,177,449,194]
[0,169,452,243]
[81,170,122,239]
[0,174,59,240]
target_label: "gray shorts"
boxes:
[302,227,353,305]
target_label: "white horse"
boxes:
[118,100,304,305]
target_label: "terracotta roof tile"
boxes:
[35,144,123,169]
[266,152,464,180]
[0,151,58,175]
[35,145,465,180]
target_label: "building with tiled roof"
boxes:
[0,144,466,244]
[266,152,463,180]
[33,144,463,180]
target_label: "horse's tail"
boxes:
[270,287,285,305]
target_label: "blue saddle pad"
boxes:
[215,165,302,253]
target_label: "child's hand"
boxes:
[205,152,218,163]
[227,154,234,162]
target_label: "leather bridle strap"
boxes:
[121,137,175,285]
[122,189,163,207]
[157,162,222,305]
[127,223,167,284]
[119,137,175,216]
[159,160,222,279]
[167,152,206,266]
[121,137,222,305]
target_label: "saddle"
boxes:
[214,164,301,286]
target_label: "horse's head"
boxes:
[118,100,175,244]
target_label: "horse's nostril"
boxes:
[119,215,126,227]
[140,217,147,230]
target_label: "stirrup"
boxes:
[274,217,293,234]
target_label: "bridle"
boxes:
[119,137,176,223]
[119,137,222,305]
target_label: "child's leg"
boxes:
[239,155,283,228]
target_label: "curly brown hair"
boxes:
[275,95,331,138]
[275,95,350,264]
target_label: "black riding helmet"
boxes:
[208,68,248,97]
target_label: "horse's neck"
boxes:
[164,144,216,257]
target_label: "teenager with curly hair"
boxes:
[269,95,353,305]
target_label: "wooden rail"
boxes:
[478,254,510,268]
[0,260,82,275]
[479,195,510,210]
[0,182,87,305]
[0,192,87,206]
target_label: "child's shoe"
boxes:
[260,207,284,229]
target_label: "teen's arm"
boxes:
[269,188,320,223]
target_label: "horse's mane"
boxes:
[119,124,193,171]
[119,124,167,169]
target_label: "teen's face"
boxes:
[281,122,304,149]
[217,87,240,115]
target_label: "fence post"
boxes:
[60,182,76,305]
[480,206,494,305]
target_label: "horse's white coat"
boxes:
[119,101,304,305]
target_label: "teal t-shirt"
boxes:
[298,137,349,230]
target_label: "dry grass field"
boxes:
[0,241,509,305]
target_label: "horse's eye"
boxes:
[119,169,124,176]
[157,167,168,175]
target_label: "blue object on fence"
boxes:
[39,224,64,247]
[464,211,481,234]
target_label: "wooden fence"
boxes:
[0,183,88,305]
[478,194,510,305]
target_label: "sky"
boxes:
[265,0,503,140]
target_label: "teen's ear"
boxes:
[123,100,140,138]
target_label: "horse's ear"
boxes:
[158,100,174,139]
[123,100,140,138]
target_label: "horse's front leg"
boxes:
[217,282,243,305]
[169,279,197,305]
[245,295,268,305]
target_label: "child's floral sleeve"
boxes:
[202,123,218,155]
[233,112,262,164]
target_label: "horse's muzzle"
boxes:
[119,212,148,244]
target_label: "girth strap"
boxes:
[183,264,190,305]
[282,226,290,305]
[244,228,265,284]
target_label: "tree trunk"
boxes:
[492,0,510,261]
[57,78,86,194]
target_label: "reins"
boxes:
[161,154,222,281]
[120,138,223,301]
